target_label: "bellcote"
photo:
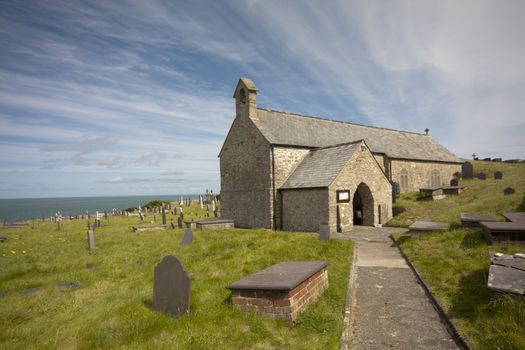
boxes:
[233,78,258,120]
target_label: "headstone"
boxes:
[180,211,184,220]
[87,230,95,251]
[212,200,216,212]
[104,210,108,220]
[494,171,503,180]
[199,195,203,209]
[152,255,191,317]
[154,215,156,222]
[177,217,183,228]
[171,221,175,229]
[319,223,330,241]
[462,162,473,179]
[477,172,486,180]
[450,178,459,186]
[214,208,218,218]
[504,187,515,196]
[162,206,166,225]
[182,229,193,245]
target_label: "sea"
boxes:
[0,194,198,222]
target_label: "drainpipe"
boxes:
[271,145,277,230]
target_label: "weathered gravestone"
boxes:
[450,178,459,187]
[162,206,166,225]
[319,223,330,241]
[152,256,191,317]
[504,187,515,196]
[177,216,183,229]
[477,172,486,180]
[462,162,473,179]
[494,171,503,180]
[182,228,193,245]
[87,230,95,251]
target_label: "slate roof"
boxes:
[281,142,361,189]
[253,108,462,163]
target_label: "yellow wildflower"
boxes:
[22,250,26,254]
[11,250,16,254]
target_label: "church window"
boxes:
[430,169,441,187]
[400,169,409,191]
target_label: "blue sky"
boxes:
[1,1,524,199]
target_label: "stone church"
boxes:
[219,78,462,232]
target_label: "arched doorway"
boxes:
[353,183,374,226]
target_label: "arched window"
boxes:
[430,169,441,187]
[238,88,246,104]
[400,169,409,192]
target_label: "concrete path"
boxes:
[336,226,458,350]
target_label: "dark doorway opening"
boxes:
[352,183,374,226]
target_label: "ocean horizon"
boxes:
[0,194,199,222]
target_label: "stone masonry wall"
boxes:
[220,111,273,229]
[231,268,328,322]
[273,147,310,229]
[328,143,393,232]
[281,188,328,232]
[391,159,461,193]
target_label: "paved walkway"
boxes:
[336,227,458,350]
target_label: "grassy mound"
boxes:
[392,160,525,349]
[0,211,353,349]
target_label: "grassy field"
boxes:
[0,205,353,349]
[391,160,525,350]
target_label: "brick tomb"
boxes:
[226,261,328,322]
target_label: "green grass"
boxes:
[0,204,353,349]
[391,161,525,349]
[389,160,525,228]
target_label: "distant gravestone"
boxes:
[152,256,191,317]
[162,206,166,225]
[504,187,515,196]
[450,178,459,186]
[462,162,474,179]
[477,172,486,180]
[87,230,95,251]
[319,223,330,241]
[177,217,183,229]
[182,228,193,245]
[494,171,503,180]
[180,211,184,221]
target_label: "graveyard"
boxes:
[391,160,525,349]
[0,203,353,349]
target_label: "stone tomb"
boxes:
[419,187,445,200]
[227,261,329,322]
[462,162,474,179]
[442,186,466,195]
[153,256,191,317]
[460,213,498,228]
[195,218,234,231]
[488,252,525,295]
[494,171,503,180]
[409,219,448,236]
[503,212,525,223]
[481,222,525,245]
[132,225,167,233]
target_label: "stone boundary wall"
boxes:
[231,268,328,321]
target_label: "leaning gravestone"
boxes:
[182,228,193,245]
[450,178,459,186]
[462,162,474,179]
[152,256,191,317]
[177,217,183,228]
[87,230,95,251]
[504,187,515,196]
[494,171,503,180]
[477,172,486,180]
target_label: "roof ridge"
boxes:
[257,107,426,136]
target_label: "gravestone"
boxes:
[214,208,218,218]
[171,221,175,229]
[450,178,459,187]
[104,210,108,220]
[177,216,183,229]
[453,171,461,180]
[504,187,515,196]
[87,230,95,251]
[152,256,191,317]
[182,228,193,245]
[162,206,166,225]
[180,211,184,221]
[494,171,503,180]
[462,162,474,179]
[319,223,330,241]
[477,172,486,180]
